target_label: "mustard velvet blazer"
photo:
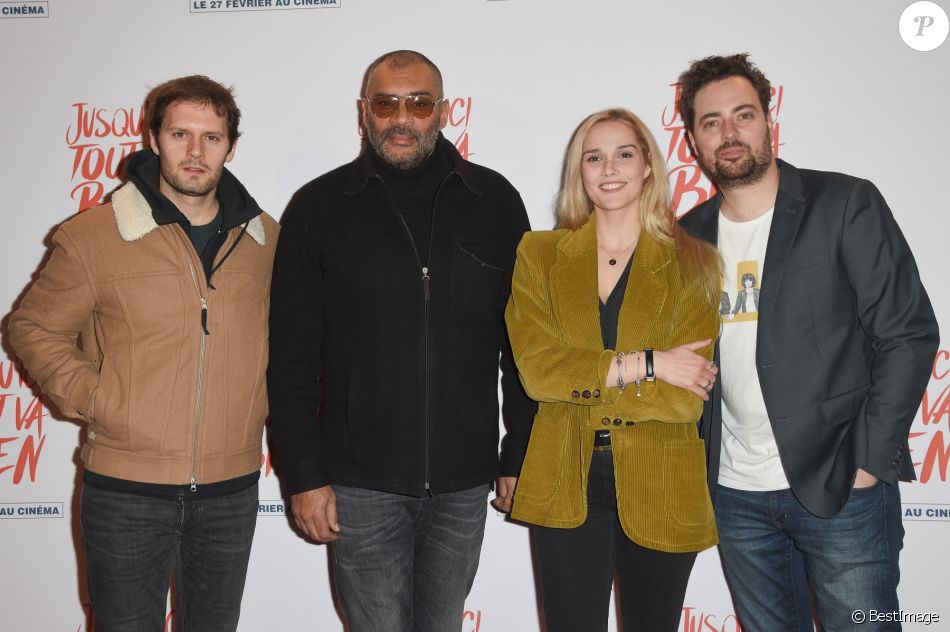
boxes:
[505,217,719,553]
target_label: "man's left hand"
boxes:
[853,468,878,488]
[492,476,517,513]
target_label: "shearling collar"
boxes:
[111,181,266,245]
[114,149,266,246]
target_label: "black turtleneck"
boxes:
[369,142,452,267]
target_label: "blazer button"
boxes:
[582,390,591,399]
[592,389,601,398]
[613,418,622,426]
[601,417,611,426]
[571,390,580,398]
[625,421,635,426]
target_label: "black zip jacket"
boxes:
[268,139,537,496]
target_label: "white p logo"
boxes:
[900,2,949,50]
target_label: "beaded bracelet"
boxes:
[616,352,626,391]
[632,350,643,397]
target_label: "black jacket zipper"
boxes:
[375,173,451,494]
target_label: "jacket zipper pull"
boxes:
[422,267,430,301]
[200,297,210,335]
[190,475,197,492]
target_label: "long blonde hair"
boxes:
[555,108,721,304]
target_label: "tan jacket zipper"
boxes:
[173,226,232,492]
[180,243,208,492]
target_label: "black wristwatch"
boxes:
[644,348,656,382]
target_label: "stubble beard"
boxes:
[365,117,440,170]
[699,130,774,190]
[160,161,220,198]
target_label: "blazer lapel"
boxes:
[549,216,672,353]
[759,160,807,320]
[615,233,670,352]
[694,199,721,247]
[551,218,602,349]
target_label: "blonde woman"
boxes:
[505,109,722,631]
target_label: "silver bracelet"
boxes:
[616,352,626,391]
[632,350,643,397]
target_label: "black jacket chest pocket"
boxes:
[450,240,508,323]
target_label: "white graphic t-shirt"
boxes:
[717,208,789,491]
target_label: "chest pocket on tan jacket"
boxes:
[450,240,508,323]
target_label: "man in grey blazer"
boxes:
[678,54,939,631]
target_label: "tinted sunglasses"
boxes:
[363,94,445,119]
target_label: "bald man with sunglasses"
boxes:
[268,50,536,632]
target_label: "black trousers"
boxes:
[532,450,697,632]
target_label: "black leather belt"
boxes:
[593,429,612,451]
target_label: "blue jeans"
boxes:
[80,482,258,632]
[715,483,903,632]
[330,484,489,632]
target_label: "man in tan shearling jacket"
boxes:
[9,75,278,632]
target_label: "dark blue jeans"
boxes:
[715,482,904,632]
[80,482,258,632]
[330,483,489,632]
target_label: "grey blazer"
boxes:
[680,160,939,518]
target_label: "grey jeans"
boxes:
[80,481,258,632]
[330,483,489,632]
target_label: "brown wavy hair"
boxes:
[677,53,772,133]
[146,75,241,148]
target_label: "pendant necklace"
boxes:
[599,241,637,266]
